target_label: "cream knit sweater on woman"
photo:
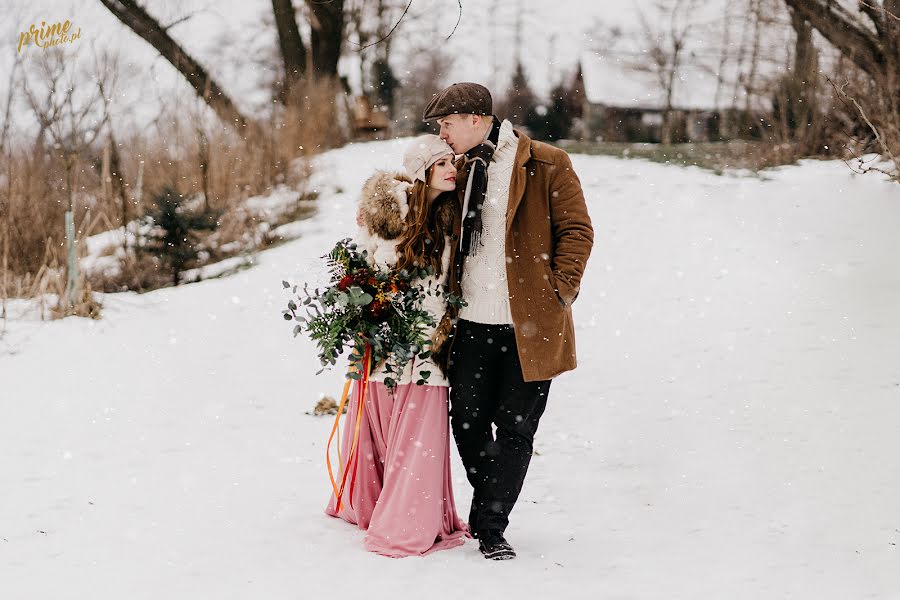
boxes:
[458,119,517,325]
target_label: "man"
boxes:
[423,83,593,560]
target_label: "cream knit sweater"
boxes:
[458,119,517,325]
[353,173,452,387]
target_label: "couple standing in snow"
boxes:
[325,82,594,560]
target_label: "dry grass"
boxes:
[312,395,347,416]
[5,261,102,320]
[1,79,342,313]
[555,139,791,173]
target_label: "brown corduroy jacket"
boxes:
[441,129,594,382]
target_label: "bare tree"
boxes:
[393,8,455,135]
[712,2,733,119]
[0,49,22,325]
[346,0,376,89]
[742,0,764,123]
[783,7,819,145]
[783,0,899,173]
[587,19,625,58]
[97,0,251,132]
[0,56,20,157]
[345,0,412,103]
[783,0,899,83]
[92,47,134,252]
[307,0,345,79]
[272,0,308,102]
[830,76,900,181]
[23,50,108,308]
[635,0,701,144]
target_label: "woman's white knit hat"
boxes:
[402,135,454,183]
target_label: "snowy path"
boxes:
[2,141,899,599]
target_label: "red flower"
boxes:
[368,299,388,320]
[337,275,353,291]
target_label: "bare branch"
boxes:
[783,0,884,79]
[162,13,196,32]
[0,51,22,156]
[826,75,900,183]
[97,0,252,132]
[859,0,900,24]
[350,0,412,51]
[446,0,462,40]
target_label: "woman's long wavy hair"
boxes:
[394,166,455,277]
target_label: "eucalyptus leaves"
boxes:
[283,238,462,390]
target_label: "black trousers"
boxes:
[448,319,551,536]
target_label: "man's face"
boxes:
[437,114,484,154]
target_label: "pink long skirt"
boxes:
[324,380,469,557]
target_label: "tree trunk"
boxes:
[0,53,19,157]
[789,8,817,143]
[743,0,763,134]
[106,135,130,251]
[1,217,7,324]
[307,0,344,79]
[97,0,252,133]
[101,139,112,206]
[713,0,732,136]
[782,0,899,158]
[728,0,754,138]
[880,0,900,131]
[198,126,211,212]
[781,0,886,80]
[662,66,676,145]
[1,153,8,323]
[272,0,307,102]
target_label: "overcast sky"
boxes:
[405,0,645,94]
[4,1,645,91]
[2,0,748,133]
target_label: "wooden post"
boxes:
[1,225,7,328]
[101,138,112,205]
[131,159,144,253]
[65,210,77,306]
[1,161,7,325]
[65,152,79,307]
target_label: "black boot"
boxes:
[477,530,516,560]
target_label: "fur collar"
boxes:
[358,171,411,240]
[358,170,456,241]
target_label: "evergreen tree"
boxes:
[525,81,582,141]
[371,59,400,117]
[499,61,538,126]
[140,187,218,286]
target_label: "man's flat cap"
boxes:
[422,82,493,122]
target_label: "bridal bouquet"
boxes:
[282,238,463,390]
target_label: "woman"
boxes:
[325,135,468,557]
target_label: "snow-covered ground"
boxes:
[2,141,899,599]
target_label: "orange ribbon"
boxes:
[325,345,371,514]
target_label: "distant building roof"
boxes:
[580,52,730,112]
